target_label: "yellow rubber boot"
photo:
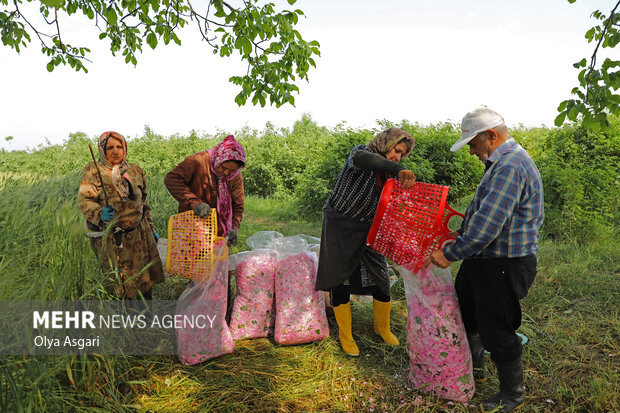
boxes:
[373,299,400,345]
[332,302,359,356]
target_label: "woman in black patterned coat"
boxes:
[315,128,416,356]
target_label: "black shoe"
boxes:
[483,356,525,412]
[483,392,525,412]
[468,332,487,381]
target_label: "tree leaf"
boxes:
[235,36,252,56]
[573,58,587,68]
[213,0,226,18]
[147,33,157,49]
[557,100,568,112]
[567,106,580,122]
[106,6,118,26]
[242,37,252,56]
[41,0,64,8]
[583,115,603,132]
[578,69,586,85]
[234,93,246,106]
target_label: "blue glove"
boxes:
[153,231,160,242]
[101,206,115,222]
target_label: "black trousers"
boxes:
[330,283,390,307]
[455,255,536,363]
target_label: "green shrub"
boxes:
[394,120,482,201]
[510,124,549,160]
[536,117,620,240]
[295,126,373,216]
[129,127,219,175]
[239,124,292,197]
[2,116,617,241]
[295,120,484,216]
[0,132,93,174]
[238,115,331,197]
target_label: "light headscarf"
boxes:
[367,128,415,193]
[98,131,132,201]
[368,128,415,158]
[208,135,246,233]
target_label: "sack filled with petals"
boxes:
[176,240,235,365]
[228,249,278,340]
[272,235,329,345]
[399,263,474,402]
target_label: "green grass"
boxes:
[0,171,618,412]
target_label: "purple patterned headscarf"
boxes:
[207,135,246,233]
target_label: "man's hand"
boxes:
[425,249,453,269]
[398,169,416,189]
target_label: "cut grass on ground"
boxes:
[0,175,617,412]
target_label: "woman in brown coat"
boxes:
[164,134,246,244]
[78,131,164,299]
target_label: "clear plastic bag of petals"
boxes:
[228,248,278,340]
[398,263,474,402]
[176,241,235,365]
[245,231,284,250]
[273,242,329,345]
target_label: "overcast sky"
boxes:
[0,0,614,151]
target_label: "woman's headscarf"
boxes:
[208,135,246,233]
[97,131,132,201]
[367,128,415,193]
[368,128,415,158]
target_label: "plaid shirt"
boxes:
[443,138,544,261]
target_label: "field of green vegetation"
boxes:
[0,115,618,412]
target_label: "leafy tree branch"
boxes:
[557,0,620,131]
[0,0,320,107]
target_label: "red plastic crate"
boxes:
[367,179,464,272]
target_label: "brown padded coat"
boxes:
[164,150,244,235]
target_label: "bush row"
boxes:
[1,114,618,240]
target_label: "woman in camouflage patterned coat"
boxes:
[78,131,164,299]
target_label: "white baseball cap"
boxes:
[450,107,505,152]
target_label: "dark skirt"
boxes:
[315,204,390,297]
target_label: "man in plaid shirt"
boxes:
[429,107,544,412]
